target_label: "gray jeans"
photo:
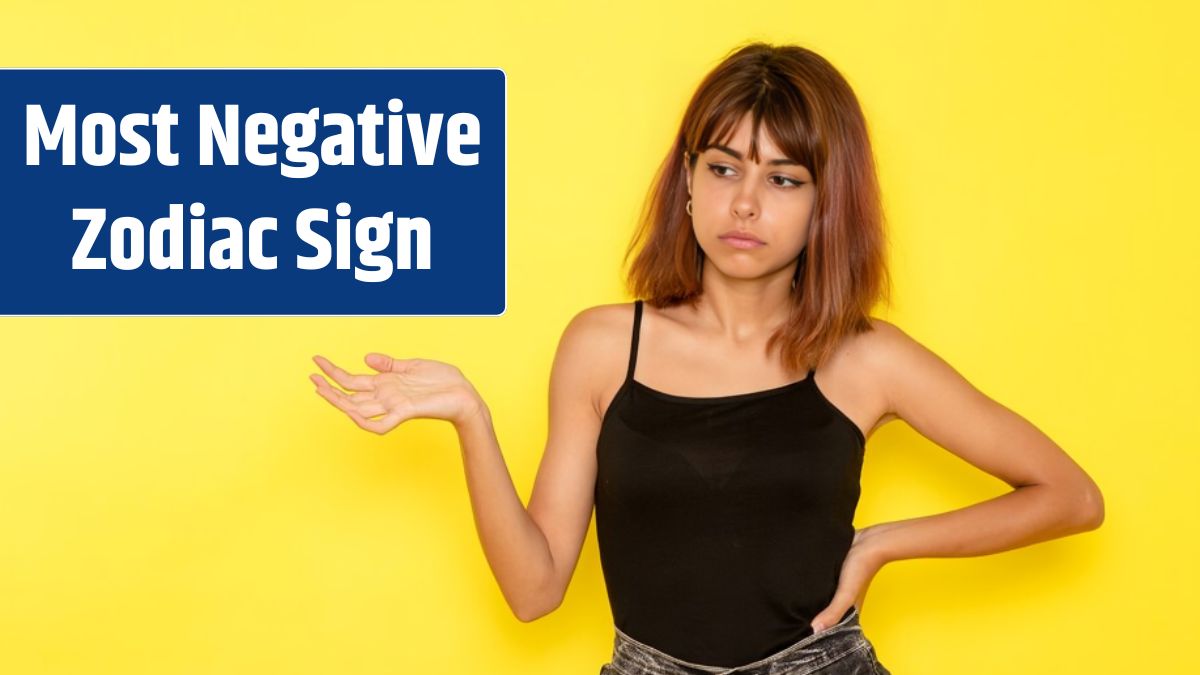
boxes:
[598,606,891,675]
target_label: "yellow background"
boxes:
[1,1,1196,673]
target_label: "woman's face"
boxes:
[685,113,815,284]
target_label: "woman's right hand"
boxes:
[309,353,484,433]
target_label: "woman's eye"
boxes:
[708,163,802,187]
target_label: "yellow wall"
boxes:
[1,2,1195,673]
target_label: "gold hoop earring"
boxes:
[686,199,693,217]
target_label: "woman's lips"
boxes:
[719,235,765,249]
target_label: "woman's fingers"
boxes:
[311,374,390,418]
[312,355,375,391]
[310,374,356,412]
[347,409,405,435]
[309,354,426,434]
[357,401,387,417]
[365,352,413,373]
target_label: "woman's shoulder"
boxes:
[559,301,637,350]
[566,300,638,327]
[825,316,918,380]
[812,316,914,438]
[852,316,931,370]
[553,302,639,412]
[832,316,945,409]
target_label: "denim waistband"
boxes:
[606,606,871,675]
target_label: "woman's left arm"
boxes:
[859,319,1105,559]
[810,319,1104,631]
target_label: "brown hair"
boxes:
[623,41,891,373]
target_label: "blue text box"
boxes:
[0,68,506,315]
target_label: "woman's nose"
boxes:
[732,186,759,219]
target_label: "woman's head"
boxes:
[683,110,817,295]
[625,41,891,370]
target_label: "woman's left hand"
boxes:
[808,524,892,633]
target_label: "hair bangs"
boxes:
[692,78,821,181]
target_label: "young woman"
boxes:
[310,42,1105,675]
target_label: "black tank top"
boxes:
[593,299,866,668]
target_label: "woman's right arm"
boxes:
[310,305,615,622]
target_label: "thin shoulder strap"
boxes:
[625,299,643,382]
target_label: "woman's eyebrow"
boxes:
[710,144,800,166]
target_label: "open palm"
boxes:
[309,353,480,433]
